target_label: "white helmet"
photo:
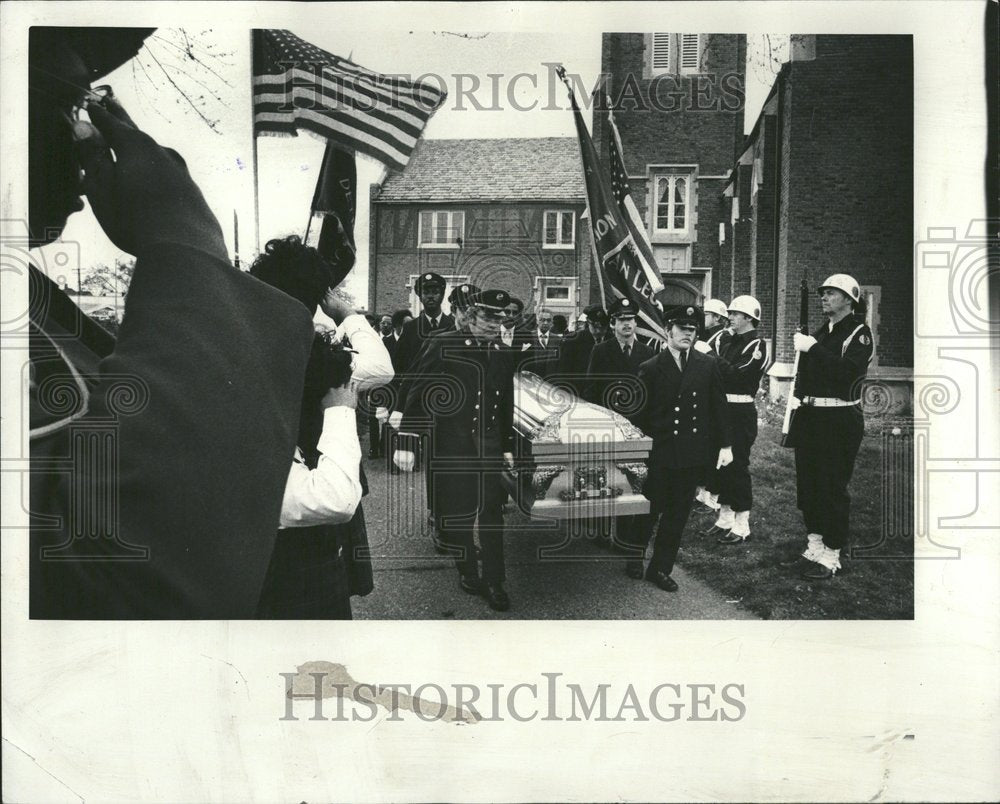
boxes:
[728,295,762,321]
[819,274,861,303]
[704,298,729,318]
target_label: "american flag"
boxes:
[606,106,665,296]
[252,29,447,171]
[561,69,666,345]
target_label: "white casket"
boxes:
[509,372,652,520]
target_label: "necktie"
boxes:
[680,350,687,371]
[623,345,631,358]
[541,335,547,348]
[429,317,438,330]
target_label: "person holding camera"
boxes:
[251,236,393,618]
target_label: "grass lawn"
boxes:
[674,400,914,620]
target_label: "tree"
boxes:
[81,259,135,298]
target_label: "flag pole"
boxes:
[557,65,608,314]
[250,30,261,256]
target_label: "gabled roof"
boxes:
[375,137,586,202]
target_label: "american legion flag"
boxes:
[560,69,667,345]
[252,29,447,172]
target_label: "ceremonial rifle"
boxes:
[780,278,809,447]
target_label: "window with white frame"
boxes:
[536,277,577,310]
[648,34,704,76]
[418,210,464,248]
[543,210,575,248]
[653,174,690,234]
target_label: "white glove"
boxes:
[503,452,515,470]
[793,333,817,353]
[375,406,389,423]
[716,447,733,469]
[388,411,403,430]
[693,340,712,354]
[393,449,416,472]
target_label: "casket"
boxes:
[508,372,651,520]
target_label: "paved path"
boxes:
[353,456,758,620]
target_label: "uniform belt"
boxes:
[802,396,859,407]
[726,394,754,403]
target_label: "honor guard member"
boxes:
[787,273,874,579]
[394,290,517,611]
[693,298,732,512]
[627,305,733,591]
[703,298,731,351]
[694,295,768,543]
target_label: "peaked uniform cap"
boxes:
[415,272,446,294]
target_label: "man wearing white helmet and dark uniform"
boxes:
[787,274,874,580]
[695,296,768,543]
[693,298,732,513]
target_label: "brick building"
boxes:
[720,35,913,411]
[591,33,747,305]
[368,138,593,323]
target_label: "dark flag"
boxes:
[252,29,447,172]
[606,105,665,298]
[559,67,666,345]
[311,142,357,286]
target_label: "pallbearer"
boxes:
[394,290,516,611]
[787,274,874,579]
[627,305,733,592]
[695,296,768,543]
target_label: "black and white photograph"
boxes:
[2,1,997,801]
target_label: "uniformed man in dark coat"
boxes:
[627,306,733,592]
[392,282,480,552]
[390,272,453,382]
[695,295,768,544]
[393,290,517,611]
[27,28,316,618]
[786,273,874,580]
[584,298,655,415]
[555,304,608,399]
[584,298,655,552]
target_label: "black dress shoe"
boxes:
[778,550,814,568]
[459,573,482,595]
[700,524,732,539]
[800,563,838,580]
[625,560,645,579]
[483,583,511,611]
[717,531,750,545]
[645,569,678,592]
